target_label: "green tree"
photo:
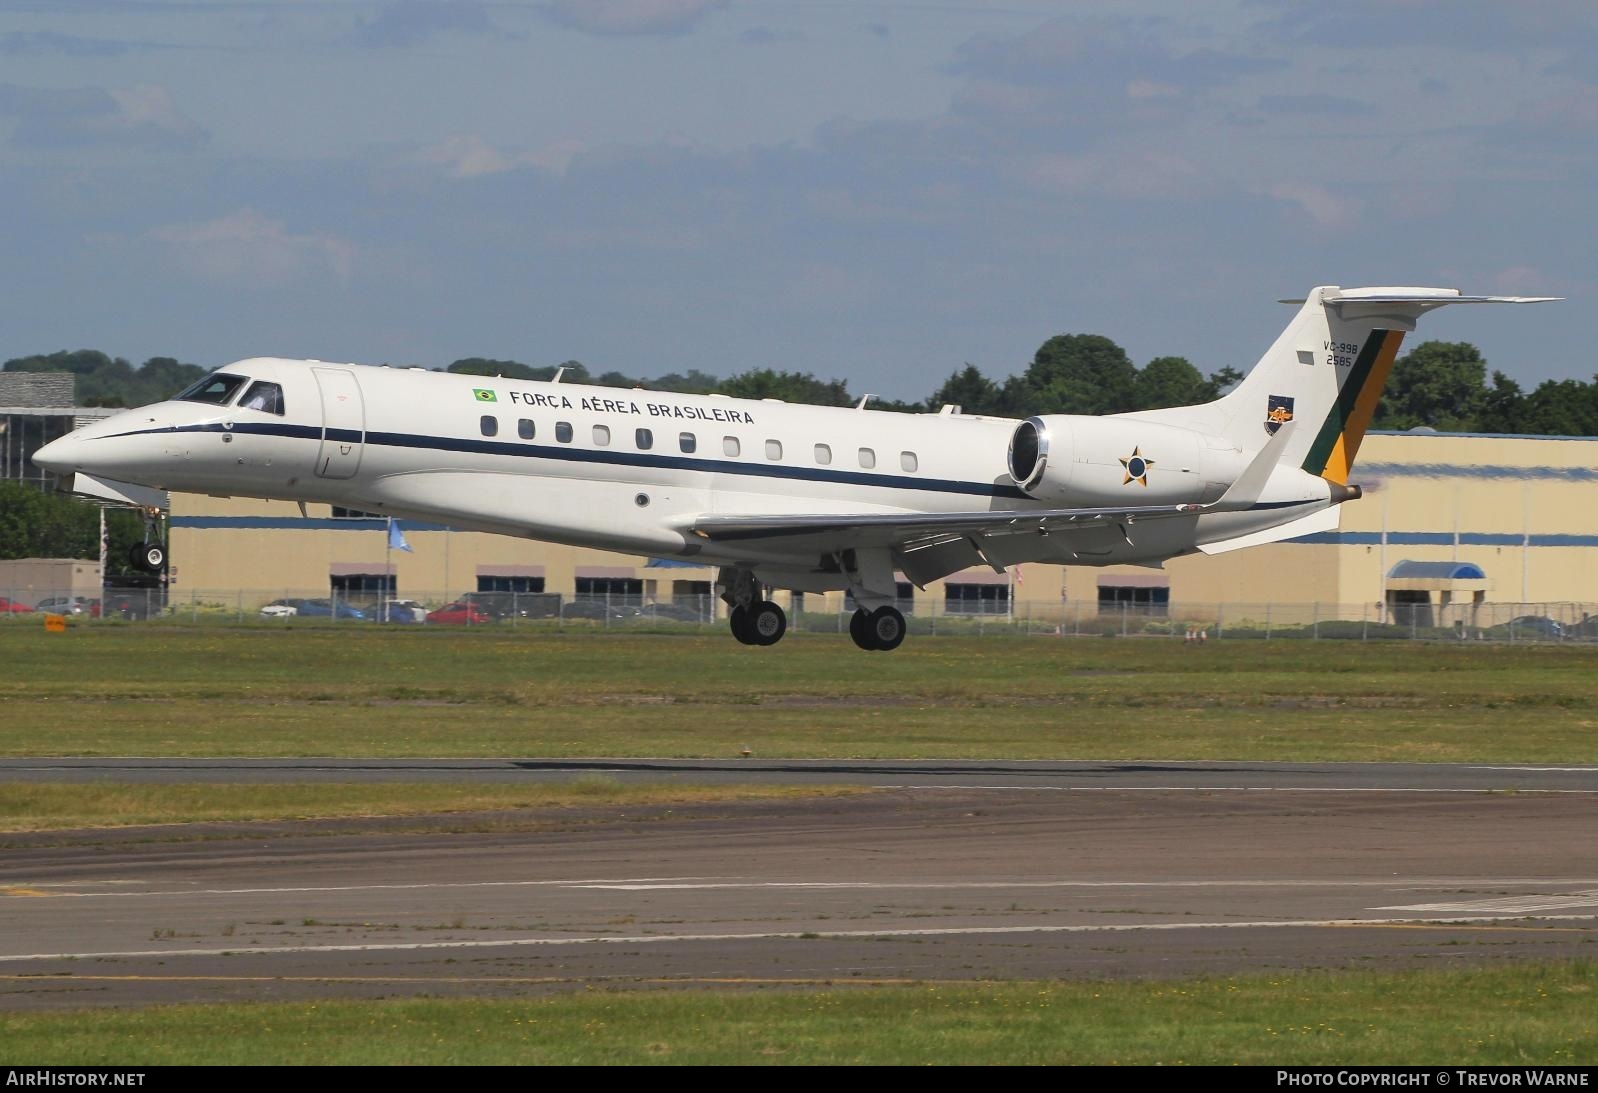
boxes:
[1374,341,1488,432]
[1002,334,1137,416]
[1477,370,1527,434]
[928,364,1002,415]
[1134,356,1210,410]
[3,351,204,408]
[719,369,852,406]
[1516,378,1598,437]
[0,482,141,572]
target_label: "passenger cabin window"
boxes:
[555,421,573,443]
[480,415,498,437]
[238,381,285,415]
[176,373,246,406]
[518,419,535,440]
[593,424,610,446]
[723,436,740,457]
[900,451,918,472]
[636,428,653,450]
[765,439,783,460]
[858,447,876,469]
[813,443,832,465]
[679,432,697,454]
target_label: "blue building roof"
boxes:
[1387,560,1487,580]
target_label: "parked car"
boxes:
[34,596,100,617]
[1487,615,1564,640]
[102,592,158,620]
[259,598,365,620]
[560,598,640,621]
[426,601,492,625]
[372,599,425,623]
[0,597,33,614]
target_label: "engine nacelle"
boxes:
[1007,415,1246,506]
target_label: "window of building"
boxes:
[945,583,1009,615]
[723,436,740,457]
[766,439,783,460]
[480,415,498,437]
[593,424,610,446]
[518,418,535,440]
[575,576,644,601]
[679,432,697,454]
[330,506,381,519]
[1098,585,1170,616]
[636,428,653,450]
[330,573,395,595]
[858,447,876,469]
[555,421,573,443]
[900,451,918,472]
[239,381,285,415]
[477,575,545,593]
[814,443,832,465]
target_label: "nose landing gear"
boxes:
[129,507,167,574]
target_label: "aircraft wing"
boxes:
[688,501,1206,548]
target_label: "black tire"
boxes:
[749,600,787,646]
[867,606,906,652]
[141,543,166,572]
[849,608,876,651]
[729,604,760,645]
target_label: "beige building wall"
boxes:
[167,431,1598,615]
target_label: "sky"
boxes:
[0,0,1592,401]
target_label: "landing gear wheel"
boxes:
[748,600,787,646]
[130,542,165,573]
[729,604,759,646]
[849,608,874,651]
[867,605,906,652]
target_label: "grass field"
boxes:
[2,626,1596,763]
[0,779,866,832]
[2,962,1592,1065]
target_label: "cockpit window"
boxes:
[238,381,285,415]
[176,373,247,406]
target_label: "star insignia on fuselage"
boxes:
[1119,446,1154,487]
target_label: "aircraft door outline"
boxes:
[313,367,365,480]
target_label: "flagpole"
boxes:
[385,518,392,610]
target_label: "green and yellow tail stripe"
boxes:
[1301,328,1405,485]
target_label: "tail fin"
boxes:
[1125,286,1557,482]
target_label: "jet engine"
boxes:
[1007,415,1245,507]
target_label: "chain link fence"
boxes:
[3,586,1596,643]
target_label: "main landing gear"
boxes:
[849,605,906,652]
[730,599,787,647]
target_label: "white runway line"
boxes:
[1379,891,1598,914]
[2,913,1595,964]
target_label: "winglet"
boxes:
[1212,421,1294,511]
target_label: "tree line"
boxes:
[6,339,1596,434]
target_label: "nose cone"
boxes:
[32,432,78,474]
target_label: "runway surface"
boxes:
[3,761,1597,1010]
[4,756,1598,791]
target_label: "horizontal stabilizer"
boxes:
[1198,505,1338,555]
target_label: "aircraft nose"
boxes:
[32,432,78,474]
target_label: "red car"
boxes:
[0,597,33,614]
[425,602,491,625]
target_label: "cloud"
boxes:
[538,0,728,37]
[1258,182,1362,229]
[0,82,206,150]
[145,210,355,287]
[415,134,588,177]
[1257,92,1377,117]
[349,1,511,48]
[740,26,804,46]
[0,32,133,57]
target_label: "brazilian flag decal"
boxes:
[473,388,497,403]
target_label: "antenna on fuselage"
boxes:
[856,393,876,410]
[551,367,566,383]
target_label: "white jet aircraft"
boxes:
[34,285,1552,651]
